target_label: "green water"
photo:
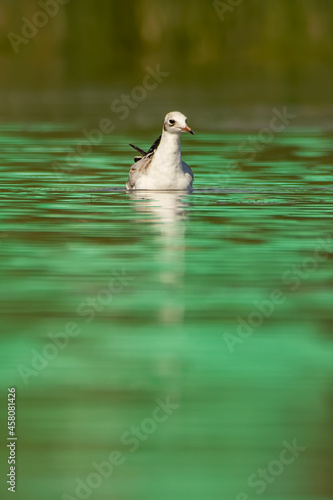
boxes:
[0,106,333,500]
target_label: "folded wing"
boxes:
[127,136,162,189]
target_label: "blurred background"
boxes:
[1,0,333,104]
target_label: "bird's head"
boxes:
[163,112,194,135]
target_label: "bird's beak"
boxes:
[182,125,195,135]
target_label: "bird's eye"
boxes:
[169,119,175,126]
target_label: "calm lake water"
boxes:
[0,95,332,500]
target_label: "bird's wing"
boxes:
[146,135,161,155]
[129,136,161,162]
[126,155,154,190]
[127,136,161,188]
[129,144,147,157]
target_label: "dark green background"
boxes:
[2,0,333,103]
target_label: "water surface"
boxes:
[0,104,332,500]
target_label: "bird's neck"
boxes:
[156,131,182,164]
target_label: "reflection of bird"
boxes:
[129,190,188,226]
[126,112,195,191]
[129,190,187,325]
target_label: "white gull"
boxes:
[126,111,194,190]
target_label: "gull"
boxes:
[126,111,194,190]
